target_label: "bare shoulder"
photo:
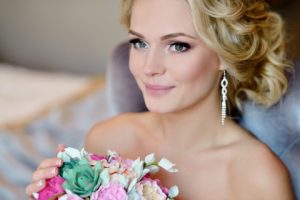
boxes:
[84,112,148,156]
[229,138,295,199]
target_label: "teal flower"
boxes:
[59,159,78,177]
[60,158,102,197]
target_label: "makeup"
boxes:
[145,83,175,97]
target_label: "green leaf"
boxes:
[128,178,137,193]
[133,158,144,179]
[57,147,82,162]
[100,168,110,186]
[144,153,155,165]
[113,174,128,188]
[139,168,150,181]
[158,158,178,173]
[168,185,179,198]
[146,165,160,174]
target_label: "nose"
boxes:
[143,47,166,76]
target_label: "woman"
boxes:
[26,0,296,199]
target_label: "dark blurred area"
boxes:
[268,0,300,59]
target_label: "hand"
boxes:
[25,144,65,199]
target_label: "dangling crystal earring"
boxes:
[221,70,228,125]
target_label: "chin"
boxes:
[144,98,168,113]
[144,97,182,114]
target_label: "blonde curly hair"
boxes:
[120,0,291,111]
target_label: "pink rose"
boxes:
[135,178,168,200]
[91,154,106,161]
[38,176,65,200]
[91,182,128,200]
[89,154,107,166]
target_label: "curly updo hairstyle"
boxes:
[121,0,291,111]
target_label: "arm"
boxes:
[84,113,140,156]
[231,143,296,200]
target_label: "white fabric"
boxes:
[0,63,92,128]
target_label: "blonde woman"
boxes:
[26,0,296,199]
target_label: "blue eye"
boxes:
[129,39,149,49]
[170,42,190,52]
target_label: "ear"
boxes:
[219,64,226,71]
[218,57,227,71]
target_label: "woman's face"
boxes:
[129,0,222,113]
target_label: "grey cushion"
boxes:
[106,42,147,115]
[241,60,300,198]
[106,42,300,198]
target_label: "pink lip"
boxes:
[145,83,175,97]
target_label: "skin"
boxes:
[26,0,295,199]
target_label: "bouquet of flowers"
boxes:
[33,147,179,200]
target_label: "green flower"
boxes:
[59,159,78,177]
[60,158,102,197]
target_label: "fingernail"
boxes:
[37,180,43,187]
[52,168,57,175]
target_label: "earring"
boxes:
[221,70,228,125]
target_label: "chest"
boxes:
[116,125,239,199]
[155,155,233,199]
[125,146,234,200]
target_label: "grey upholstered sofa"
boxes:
[106,42,300,199]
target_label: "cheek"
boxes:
[129,50,143,78]
[129,50,136,76]
[168,50,220,87]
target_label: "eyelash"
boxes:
[169,42,191,52]
[128,39,191,53]
[129,39,149,49]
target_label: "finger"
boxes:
[38,158,63,169]
[56,144,65,153]
[25,180,45,196]
[32,167,58,182]
[28,197,35,200]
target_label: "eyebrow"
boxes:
[128,30,197,40]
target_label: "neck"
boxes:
[154,85,227,152]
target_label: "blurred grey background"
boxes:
[0,0,299,75]
[0,0,127,74]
